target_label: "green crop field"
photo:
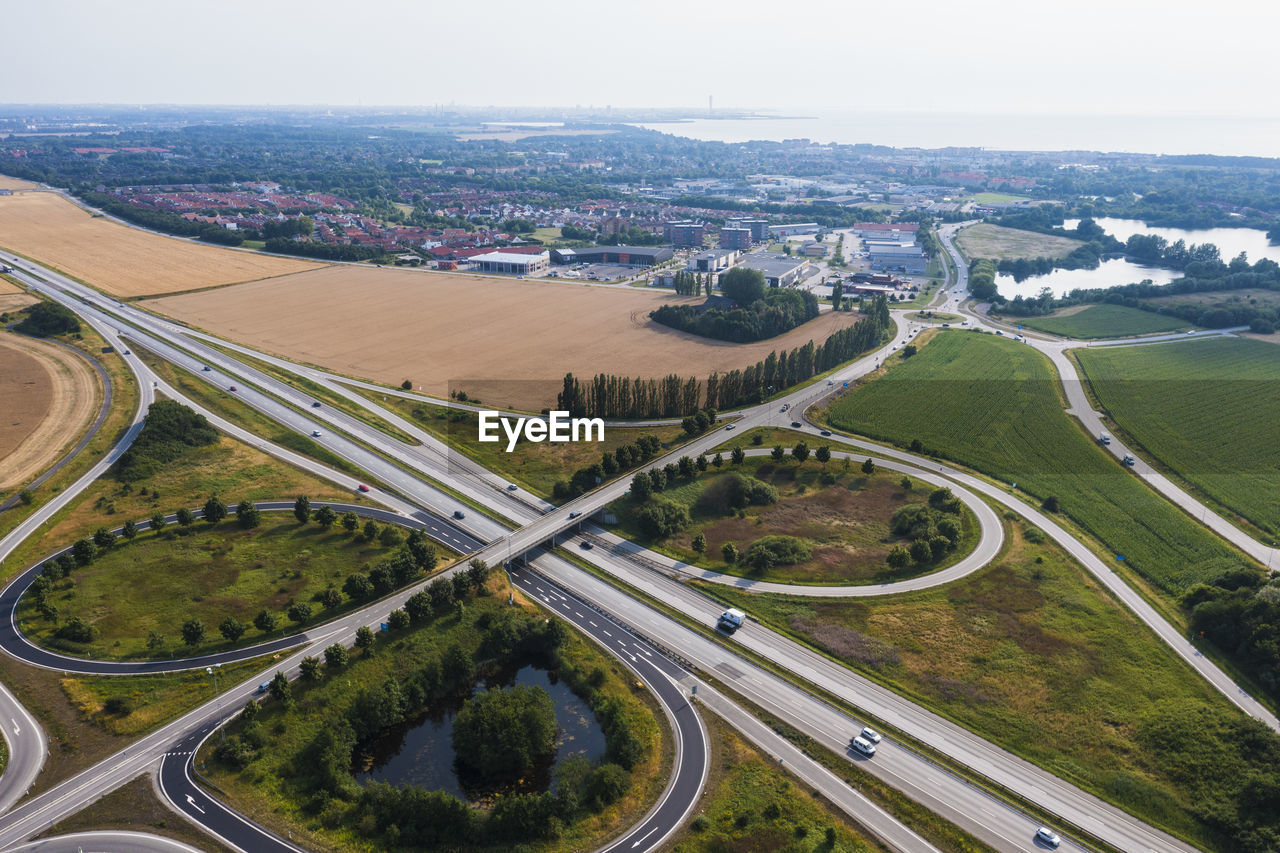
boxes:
[1077,337,1280,536]
[820,331,1253,599]
[1019,304,1192,339]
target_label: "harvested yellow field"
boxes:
[0,192,322,297]
[0,332,101,493]
[0,174,40,191]
[0,293,38,314]
[148,265,864,411]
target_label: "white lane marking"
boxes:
[10,718,18,735]
[631,825,660,848]
[186,794,206,814]
[603,630,612,637]
[589,620,598,627]
[574,611,584,618]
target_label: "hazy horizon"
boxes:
[6,0,1276,118]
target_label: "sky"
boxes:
[3,0,1276,117]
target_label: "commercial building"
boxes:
[800,241,827,257]
[868,242,927,274]
[853,222,919,242]
[737,253,810,288]
[688,248,738,273]
[719,227,752,251]
[470,250,551,275]
[768,222,820,238]
[725,218,770,242]
[558,246,673,267]
[664,220,706,248]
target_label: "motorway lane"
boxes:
[158,723,304,853]
[525,547,1137,853]
[559,534,1199,853]
[7,830,204,852]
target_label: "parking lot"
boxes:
[547,263,639,282]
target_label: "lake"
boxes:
[354,665,606,799]
[997,219,1280,298]
[1066,218,1280,265]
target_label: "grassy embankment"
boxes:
[667,714,879,853]
[1076,336,1280,537]
[18,513,431,660]
[136,347,362,478]
[704,521,1276,852]
[347,389,688,500]
[607,456,979,585]
[200,579,669,853]
[1019,304,1192,338]
[953,222,1082,262]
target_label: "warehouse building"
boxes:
[688,248,738,273]
[470,250,551,275]
[737,253,810,288]
[558,246,673,267]
[768,222,820,238]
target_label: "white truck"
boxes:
[716,608,746,634]
[1099,432,1111,446]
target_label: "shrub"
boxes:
[744,535,812,570]
[634,497,690,539]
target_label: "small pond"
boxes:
[353,665,606,800]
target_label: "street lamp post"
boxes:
[207,664,225,743]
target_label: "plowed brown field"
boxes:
[148,265,863,410]
[0,332,100,493]
[0,192,321,297]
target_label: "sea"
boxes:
[633,111,1280,159]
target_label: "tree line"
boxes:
[561,296,891,419]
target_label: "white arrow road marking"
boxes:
[186,795,206,814]
[631,825,660,848]
[10,718,18,735]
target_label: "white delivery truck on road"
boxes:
[716,608,746,634]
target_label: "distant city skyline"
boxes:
[5,0,1277,118]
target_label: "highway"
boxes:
[7,831,204,852]
[0,236,1264,852]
